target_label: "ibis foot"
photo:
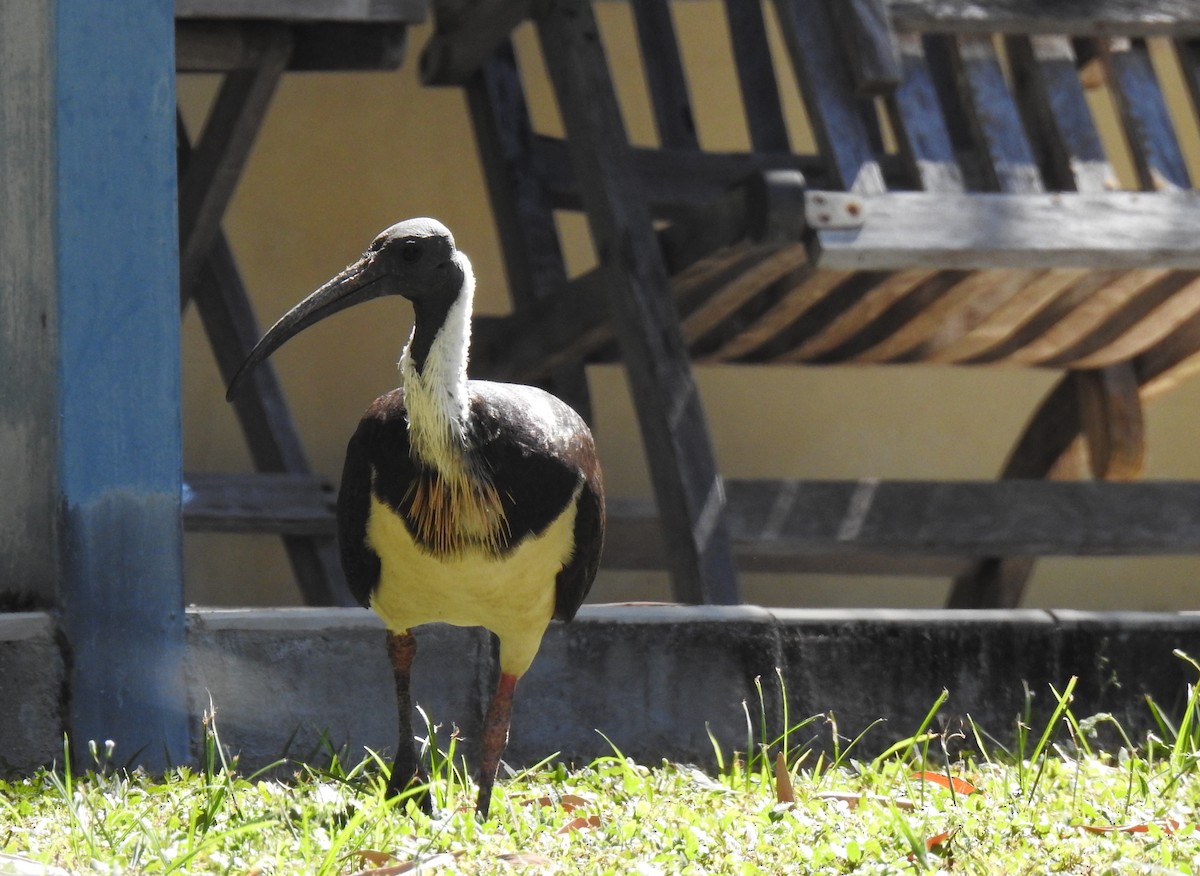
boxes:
[475,672,518,819]
[385,762,433,815]
[386,631,431,816]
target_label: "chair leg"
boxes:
[945,364,1141,608]
[534,0,740,604]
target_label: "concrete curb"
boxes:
[3,606,1200,773]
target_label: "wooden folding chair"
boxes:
[421,0,1200,607]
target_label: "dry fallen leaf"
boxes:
[775,751,795,804]
[925,829,955,851]
[523,793,589,812]
[557,814,603,834]
[345,850,400,868]
[913,771,978,795]
[346,851,461,876]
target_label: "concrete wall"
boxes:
[177,9,1200,611]
[6,607,1200,775]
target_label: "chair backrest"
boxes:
[421,0,1200,607]
[447,2,1200,390]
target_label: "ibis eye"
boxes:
[401,241,423,263]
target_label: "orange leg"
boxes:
[475,672,518,818]
[384,631,431,814]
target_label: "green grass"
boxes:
[5,658,1200,874]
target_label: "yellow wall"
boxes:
[179,7,1200,611]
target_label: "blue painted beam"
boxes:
[54,0,190,770]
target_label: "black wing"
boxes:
[469,381,605,622]
[336,388,414,608]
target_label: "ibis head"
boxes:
[226,218,466,400]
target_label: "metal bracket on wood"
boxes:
[806,190,868,230]
[746,169,867,244]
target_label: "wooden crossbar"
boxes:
[183,472,337,536]
[814,191,1200,271]
[885,0,1200,37]
[606,479,1200,566]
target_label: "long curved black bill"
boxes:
[226,256,382,401]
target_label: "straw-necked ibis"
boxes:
[227,218,605,817]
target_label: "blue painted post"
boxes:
[0,0,190,769]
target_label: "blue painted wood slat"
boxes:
[54,0,190,770]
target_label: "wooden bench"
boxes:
[419,0,1200,606]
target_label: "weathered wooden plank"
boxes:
[177,110,349,605]
[771,0,887,193]
[722,0,790,151]
[183,473,337,535]
[465,45,569,313]
[887,32,965,191]
[612,479,1200,560]
[630,0,699,149]
[854,269,1041,363]
[703,267,855,361]
[1069,272,1200,369]
[463,40,593,414]
[1100,37,1192,190]
[812,191,1200,270]
[178,28,291,304]
[1041,270,1200,367]
[287,21,410,71]
[177,21,409,72]
[680,245,809,344]
[885,1,1200,37]
[531,134,815,214]
[779,268,936,361]
[472,277,610,383]
[1176,39,1200,119]
[1074,367,1144,480]
[922,269,1087,362]
[787,29,967,367]
[800,270,969,362]
[603,497,970,576]
[177,21,281,72]
[536,0,740,604]
[176,0,426,22]
[945,34,1045,193]
[1006,35,1110,192]
[964,270,1131,364]
[1005,268,1171,365]
[771,29,964,366]
[830,0,903,95]
[1136,307,1200,400]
